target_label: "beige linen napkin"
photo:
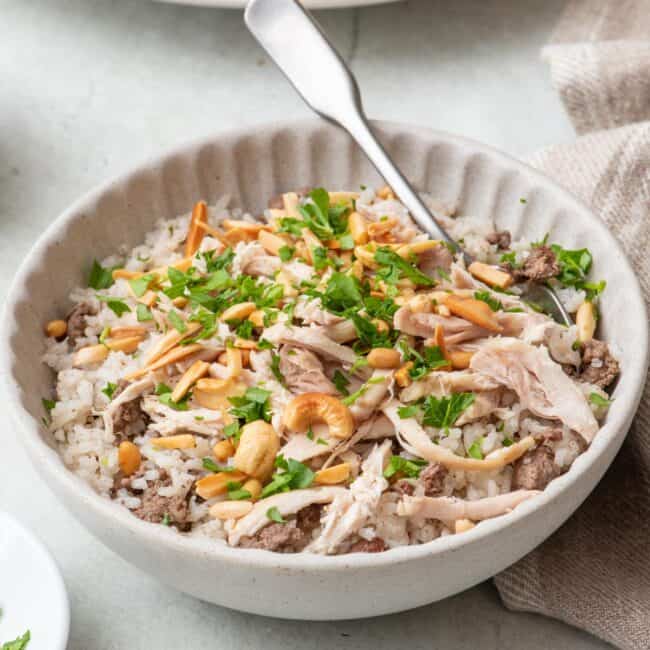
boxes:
[494,2,650,648]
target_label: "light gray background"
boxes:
[0,1,608,648]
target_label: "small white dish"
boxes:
[0,512,69,650]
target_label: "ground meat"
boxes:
[348,537,387,553]
[111,381,148,441]
[240,504,323,552]
[579,339,620,388]
[394,480,416,496]
[511,445,560,491]
[419,462,449,497]
[129,472,191,531]
[66,301,96,343]
[512,245,561,281]
[487,230,512,250]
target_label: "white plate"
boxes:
[155,0,400,9]
[0,512,69,650]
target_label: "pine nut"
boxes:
[213,439,236,462]
[45,319,67,338]
[576,301,596,342]
[118,441,141,477]
[455,518,476,534]
[367,348,401,369]
[73,344,109,367]
[348,211,369,245]
[395,362,414,388]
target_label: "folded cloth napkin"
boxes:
[494,2,650,648]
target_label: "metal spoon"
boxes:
[245,0,571,325]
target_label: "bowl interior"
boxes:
[3,119,647,567]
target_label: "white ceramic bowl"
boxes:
[1,120,647,620]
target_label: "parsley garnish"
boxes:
[167,310,187,333]
[332,369,350,396]
[374,247,434,287]
[136,303,153,322]
[223,422,241,440]
[102,382,118,399]
[278,245,295,262]
[397,404,419,419]
[422,393,475,429]
[229,387,272,423]
[467,437,484,460]
[474,290,503,312]
[298,188,350,240]
[266,506,285,523]
[550,245,592,286]
[128,273,156,297]
[399,341,449,380]
[88,260,116,290]
[202,457,234,473]
[383,455,427,479]
[96,295,131,317]
[589,392,612,407]
[161,513,171,526]
[1,630,31,650]
[262,455,315,498]
[155,383,191,411]
[270,352,285,386]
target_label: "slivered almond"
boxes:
[282,192,301,219]
[442,295,503,333]
[395,362,414,388]
[171,359,210,402]
[314,463,351,485]
[302,227,323,264]
[248,310,265,328]
[449,349,475,370]
[105,335,144,354]
[194,219,227,243]
[224,347,242,379]
[125,343,205,380]
[397,240,442,258]
[258,230,289,256]
[151,434,196,450]
[234,338,257,350]
[195,471,247,499]
[108,326,148,339]
[354,244,378,269]
[468,261,513,290]
[194,380,247,411]
[348,211,368,245]
[224,227,256,245]
[145,322,202,365]
[431,324,452,370]
[221,302,257,322]
[185,201,208,257]
[112,269,142,280]
[276,270,298,297]
[223,219,269,234]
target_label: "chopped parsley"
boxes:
[550,244,592,287]
[383,455,427,479]
[229,387,272,424]
[374,246,434,287]
[101,382,118,399]
[500,251,518,267]
[298,188,350,240]
[332,369,350,396]
[278,245,295,262]
[351,314,394,350]
[88,259,116,290]
[589,392,612,407]
[128,273,156,297]
[202,457,234,473]
[266,506,285,523]
[136,303,153,322]
[270,352,285,386]
[399,341,449,380]
[397,404,419,419]
[1,630,31,650]
[235,319,254,339]
[96,295,131,317]
[262,455,315,498]
[474,290,503,312]
[422,393,476,429]
[257,338,273,350]
[223,421,241,440]
[226,481,252,500]
[467,437,484,460]
[167,309,187,333]
[42,398,56,413]
[155,383,191,411]
[161,513,171,526]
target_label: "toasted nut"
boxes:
[468,261,513,290]
[224,227,257,245]
[436,304,452,317]
[73,344,109,367]
[243,478,263,500]
[45,319,67,338]
[209,500,254,521]
[395,362,414,388]
[223,219,269,235]
[172,297,188,309]
[233,420,280,480]
[108,326,148,340]
[283,393,355,440]
[430,324,452,371]
[442,295,503,333]
[372,319,390,334]
[112,268,141,280]
[105,335,143,354]
[259,230,289,256]
[194,380,247,411]
[396,240,442,258]
[194,219,228,243]
[302,228,323,264]
[221,301,257,322]
[171,359,210,402]
[240,349,251,367]
[354,244,378,269]
[350,259,364,280]
[145,322,202,365]
[367,348,401,369]
[377,185,396,200]
[185,200,208,257]
[234,338,257,350]
[314,463,351,485]
[138,290,158,308]
[196,470,247,499]
[276,270,298,298]
[576,301,596,342]
[328,191,358,205]
[348,211,369,246]
[408,294,435,314]
[449,349,475,370]
[147,256,193,279]
[151,434,196,450]
[118,441,141,477]
[213,439,236,462]
[224,347,242,379]
[282,192,301,218]
[125,343,205,380]
[368,217,398,240]
[248,310,265,328]
[455,518,476,534]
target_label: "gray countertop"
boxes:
[0,1,609,648]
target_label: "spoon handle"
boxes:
[245,0,456,246]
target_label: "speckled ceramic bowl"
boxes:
[1,120,647,620]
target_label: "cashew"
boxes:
[233,420,280,480]
[468,261,513,290]
[283,393,355,440]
